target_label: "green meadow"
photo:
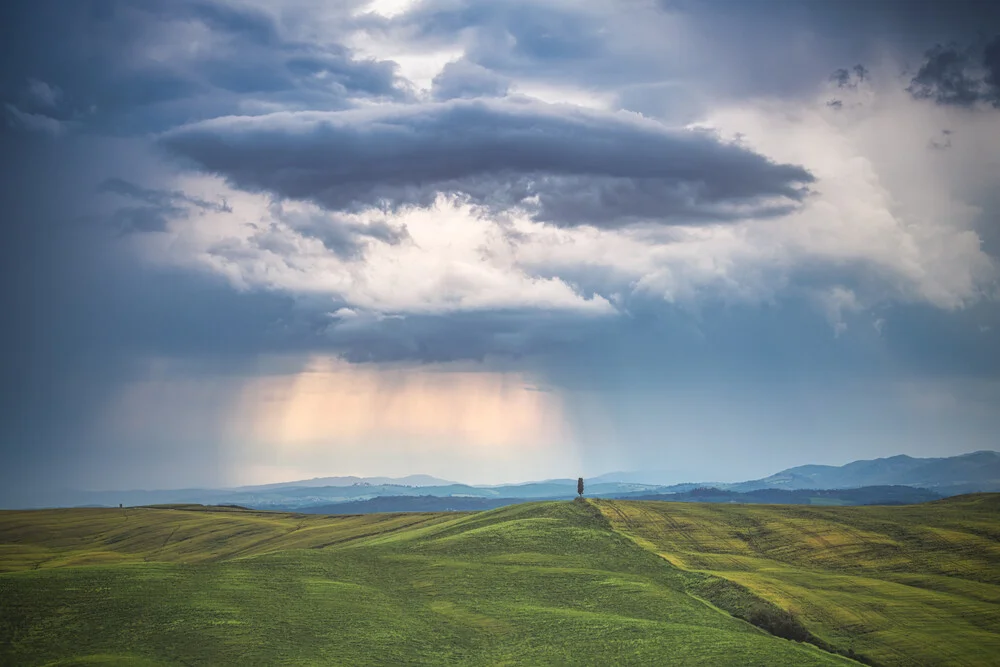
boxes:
[594,495,1000,666]
[1,497,998,666]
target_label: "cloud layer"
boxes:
[161,98,814,228]
[2,0,1000,494]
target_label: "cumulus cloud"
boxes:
[126,180,613,323]
[431,59,510,100]
[503,80,999,318]
[161,97,813,228]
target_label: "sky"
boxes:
[1,0,999,498]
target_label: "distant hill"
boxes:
[587,470,722,486]
[729,451,1000,494]
[236,474,458,490]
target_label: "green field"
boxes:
[594,495,1000,666]
[1,497,997,666]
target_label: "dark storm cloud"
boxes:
[907,36,1000,108]
[0,0,406,135]
[160,98,814,228]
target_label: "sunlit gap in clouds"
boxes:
[347,0,461,90]
[104,355,581,486]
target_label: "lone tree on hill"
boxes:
[577,477,584,497]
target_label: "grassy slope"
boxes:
[0,505,456,571]
[0,502,852,666]
[594,494,1000,666]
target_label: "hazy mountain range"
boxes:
[727,451,1000,496]
[237,474,457,490]
[7,451,998,510]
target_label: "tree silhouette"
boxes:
[577,477,584,497]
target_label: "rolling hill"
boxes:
[595,494,1000,666]
[0,502,854,666]
[2,496,999,665]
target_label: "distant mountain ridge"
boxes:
[728,451,1000,494]
[6,451,997,510]
[236,474,457,490]
[587,470,723,486]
